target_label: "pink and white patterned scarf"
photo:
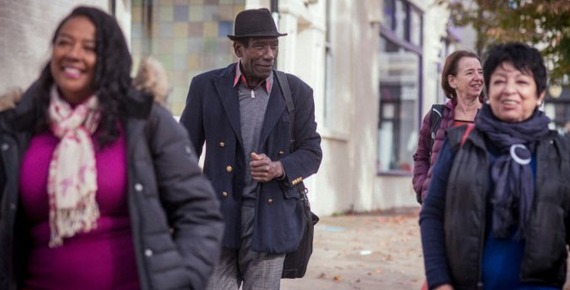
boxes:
[47,86,100,247]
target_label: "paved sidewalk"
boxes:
[282,207,424,290]
[281,207,570,290]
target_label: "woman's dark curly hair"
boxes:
[35,6,132,148]
[482,42,547,98]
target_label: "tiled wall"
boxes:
[131,0,245,115]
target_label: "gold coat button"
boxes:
[219,142,225,147]
[226,165,233,172]
[222,191,229,197]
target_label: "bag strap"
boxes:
[274,70,295,145]
[460,123,475,147]
[274,70,310,203]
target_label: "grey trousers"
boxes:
[205,204,286,290]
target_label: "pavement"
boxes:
[281,206,570,290]
[281,206,425,290]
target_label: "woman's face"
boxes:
[488,62,544,123]
[448,57,484,100]
[50,16,97,104]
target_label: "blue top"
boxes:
[420,140,559,290]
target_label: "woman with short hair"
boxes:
[421,42,565,289]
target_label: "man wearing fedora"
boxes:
[179,7,322,290]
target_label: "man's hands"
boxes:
[250,152,284,183]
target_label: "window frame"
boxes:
[377,0,424,176]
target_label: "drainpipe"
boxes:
[270,0,280,70]
[270,0,280,26]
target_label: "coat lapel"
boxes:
[214,64,243,146]
[259,82,287,147]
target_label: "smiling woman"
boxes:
[412,50,484,204]
[0,6,223,290]
[420,42,569,290]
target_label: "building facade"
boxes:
[0,0,453,215]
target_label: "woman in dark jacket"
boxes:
[420,42,569,290]
[0,6,223,290]
[413,50,484,203]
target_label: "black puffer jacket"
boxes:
[443,126,570,289]
[0,84,224,290]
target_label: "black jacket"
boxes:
[443,126,570,289]
[0,84,224,290]
[179,64,322,253]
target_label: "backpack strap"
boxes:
[428,104,445,158]
[430,105,445,147]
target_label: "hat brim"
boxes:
[227,32,287,40]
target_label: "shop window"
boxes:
[377,52,420,172]
[377,4,423,174]
[410,7,422,46]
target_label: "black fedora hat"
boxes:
[227,8,287,40]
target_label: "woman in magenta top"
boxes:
[0,6,223,290]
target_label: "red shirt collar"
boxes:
[233,61,273,93]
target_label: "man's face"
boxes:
[234,37,279,85]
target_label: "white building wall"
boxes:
[274,0,341,214]
[420,2,450,115]
[0,0,109,91]
[341,1,382,213]
[274,0,451,215]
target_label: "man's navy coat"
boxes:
[179,63,322,254]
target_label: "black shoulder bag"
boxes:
[274,70,320,279]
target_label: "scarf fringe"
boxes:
[49,196,100,247]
